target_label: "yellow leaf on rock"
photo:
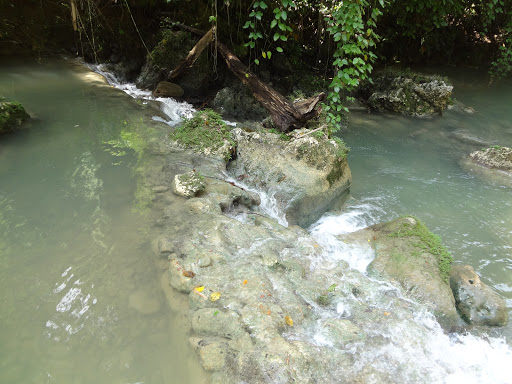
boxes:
[194,286,205,292]
[243,280,248,285]
[284,316,293,326]
[210,292,221,301]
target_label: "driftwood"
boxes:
[170,23,325,133]
[169,27,215,80]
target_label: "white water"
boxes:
[90,63,195,126]
[306,199,512,383]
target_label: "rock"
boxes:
[172,170,206,197]
[168,258,197,293]
[0,100,30,134]
[357,70,453,116]
[352,216,459,329]
[153,81,184,98]
[450,265,508,326]
[192,308,247,340]
[228,128,351,227]
[196,340,228,371]
[211,84,268,121]
[135,58,164,90]
[319,319,366,347]
[469,146,512,172]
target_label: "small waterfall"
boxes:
[89,63,195,126]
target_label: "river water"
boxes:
[0,58,204,384]
[1,59,511,383]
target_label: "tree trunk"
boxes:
[171,24,325,132]
[168,27,214,80]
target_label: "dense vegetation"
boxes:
[1,0,511,123]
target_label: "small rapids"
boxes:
[304,199,512,383]
[89,63,195,126]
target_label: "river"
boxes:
[1,58,511,383]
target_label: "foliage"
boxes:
[388,218,453,283]
[322,0,385,130]
[170,109,235,160]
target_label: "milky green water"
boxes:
[341,69,512,339]
[0,59,204,384]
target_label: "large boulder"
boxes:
[346,216,459,329]
[228,127,351,227]
[0,100,30,134]
[357,70,453,116]
[450,265,508,326]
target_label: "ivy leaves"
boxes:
[243,0,294,66]
[323,0,384,126]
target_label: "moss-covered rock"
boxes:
[170,109,235,161]
[345,216,459,329]
[469,146,512,172]
[172,170,206,197]
[357,70,453,116]
[0,100,30,134]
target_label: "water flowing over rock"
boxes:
[228,127,351,227]
[357,71,453,116]
[346,216,459,330]
[0,99,30,134]
[450,265,508,327]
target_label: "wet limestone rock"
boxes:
[172,170,206,197]
[450,265,508,326]
[469,146,512,172]
[0,100,30,134]
[357,70,453,116]
[153,81,184,98]
[228,127,351,227]
[349,216,459,329]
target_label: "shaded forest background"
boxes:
[1,0,511,118]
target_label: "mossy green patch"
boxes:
[388,218,453,282]
[170,109,235,161]
[0,101,30,133]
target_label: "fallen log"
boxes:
[168,27,215,80]
[170,23,325,132]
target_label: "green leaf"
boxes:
[281,10,287,20]
[243,21,251,29]
[254,59,260,65]
[270,19,278,28]
[276,46,283,53]
[262,51,267,59]
[260,1,268,10]
[280,35,287,41]
[267,51,272,59]
[274,33,280,41]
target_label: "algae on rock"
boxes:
[0,100,30,134]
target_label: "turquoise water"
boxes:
[0,59,203,384]
[338,71,512,338]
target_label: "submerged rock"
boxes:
[0,100,30,134]
[228,127,351,227]
[357,70,453,116]
[450,265,508,327]
[347,216,459,329]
